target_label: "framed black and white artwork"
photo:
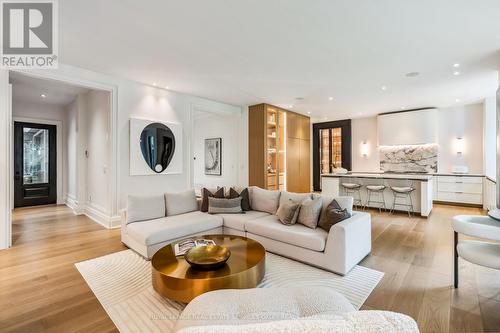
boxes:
[204,138,222,175]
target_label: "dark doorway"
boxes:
[312,119,352,191]
[14,122,57,208]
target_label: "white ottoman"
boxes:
[174,287,355,332]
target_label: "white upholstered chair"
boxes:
[452,215,500,288]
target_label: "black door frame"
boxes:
[14,121,57,207]
[312,119,352,191]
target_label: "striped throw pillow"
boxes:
[208,197,243,214]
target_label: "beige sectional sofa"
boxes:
[122,186,371,275]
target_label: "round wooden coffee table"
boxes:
[151,234,266,303]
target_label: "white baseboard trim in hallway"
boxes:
[65,197,121,229]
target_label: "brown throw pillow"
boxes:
[318,199,351,232]
[228,187,251,211]
[276,201,301,225]
[201,187,224,212]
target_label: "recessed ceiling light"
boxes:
[40,94,46,98]
[381,86,387,91]
[401,106,406,110]
[453,71,460,76]
[455,98,461,102]
[405,72,420,77]
[323,116,327,120]
[152,82,157,86]
[307,111,311,115]
[328,97,334,101]
[165,85,169,89]
[453,63,460,68]
[289,105,293,108]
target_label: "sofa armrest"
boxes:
[324,211,372,275]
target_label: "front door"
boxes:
[14,122,57,208]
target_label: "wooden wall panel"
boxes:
[286,137,301,192]
[248,104,266,188]
[299,139,311,192]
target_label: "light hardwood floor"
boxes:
[0,204,499,332]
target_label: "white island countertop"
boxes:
[321,172,434,181]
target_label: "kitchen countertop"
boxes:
[321,172,433,181]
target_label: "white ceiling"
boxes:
[10,72,89,106]
[59,0,500,120]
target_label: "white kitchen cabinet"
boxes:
[435,175,483,205]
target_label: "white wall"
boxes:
[192,110,240,189]
[84,90,111,215]
[65,99,78,201]
[351,103,485,174]
[12,99,66,121]
[483,96,497,179]
[377,108,438,145]
[351,116,379,172]
[437,103,484,174]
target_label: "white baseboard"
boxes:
[66,196,120,229]
[85,203,121,229]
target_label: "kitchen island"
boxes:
[321,172,433,217]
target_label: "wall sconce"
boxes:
[361,141,369,157]
[456,137,464,154]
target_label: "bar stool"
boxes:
[389,180,415,217]
[341,178,363,209]
[365,179,387,213]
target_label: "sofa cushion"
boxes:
[219,210,270,231]
[279,191,312,207]
[165,189,198,216]
[126,194,165,224]
[127,211,223,246]
[250,187,281,214]
[245,215,328,252]
[297,196,323,229]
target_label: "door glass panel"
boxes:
[331,128,342,168]
[23,127,49,185]
[319,129,330,174]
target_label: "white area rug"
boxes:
[75,250,383,333]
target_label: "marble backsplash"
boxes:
[380,144,438,173]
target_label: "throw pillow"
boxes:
[318,199,351,232]
[276,201,301,225]
[251,187,281,214]
[201,187,225,212]
[279,191,312,208]
[208,197,243,214]
[165,189,198,216]
[317,195,354,227]
[297,196,323,229]
[228,187,251,211]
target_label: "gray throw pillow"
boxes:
[297,196,323,229]
[276,201,301,225]
[208,197,243,214]
[318,199,351,232]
